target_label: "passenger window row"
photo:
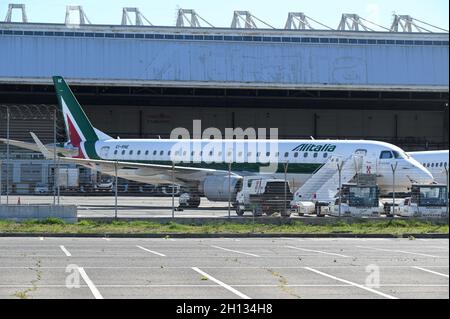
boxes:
[112,149,329,159]
[423,162,448,168]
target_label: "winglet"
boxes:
[30,132,54,159]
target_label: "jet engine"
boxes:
[202,175,242,202]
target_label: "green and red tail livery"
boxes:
[52,76,110,159]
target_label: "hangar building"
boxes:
[0,6,448,192]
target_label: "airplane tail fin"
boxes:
[52,76,111,147]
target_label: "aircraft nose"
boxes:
[418,166,434,184]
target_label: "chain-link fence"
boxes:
[1,104,448,220]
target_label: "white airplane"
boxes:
[0,76,433,207]
[408,150,449,184]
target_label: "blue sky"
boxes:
[1,0,448,30]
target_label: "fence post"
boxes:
[56,157,60,205]
[172,162,175,219]
[337,161,343,218]
[0,159,2,205]
[53,109,57,206]
[228,162,232,218]
[390,162,398,216]
[6,106,9,206]
[56,110,60,205]
[114,160,118,220]
[444,168,448,217]
[284,161,289,217]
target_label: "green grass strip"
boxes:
[0,218,447,235]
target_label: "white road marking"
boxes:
[304,267,398,299]
[59,245,71,257]
[286,246,351,258]
[210,245,260,257]
[103,238,110,241]
[136,245,166,257]
[39,237,44,241]
[230,284,448,287]
[356,246,441,258]
[77,267,103,299]
[192,267,251,299]
[413,266,449,278]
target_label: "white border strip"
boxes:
[286,246,351,258]
[59,245,71,257]
[136,245,166,257]
[304,267,398,299]
[413,266,449,278]
[210,245,260,257]
[192,267,251,299]
[77,267,103,299]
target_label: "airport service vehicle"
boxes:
[293,173,381,217]
[1,76,433,208]
[292,198,337,216]
[409,150,449,184]
[179,192,200,208]
[57,167,79,190]
[34,183,49,194]
[397,184,448,217]
[329,183,383,217]
[290,201,315,216]
[235,177,293,217]
[290,199,331,216]
[94,175,113,192]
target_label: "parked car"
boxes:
[34,183,49,194]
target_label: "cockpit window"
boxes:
[392,151,403,159]
[379,151,393,159]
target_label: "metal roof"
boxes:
[0,22,448,41]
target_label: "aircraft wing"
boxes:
[0,138,77,157]
[28,133,237,185]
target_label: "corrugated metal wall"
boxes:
[0,30,448,89]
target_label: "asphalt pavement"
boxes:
[0,237,448,299]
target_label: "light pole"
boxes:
[390,162,398,216]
